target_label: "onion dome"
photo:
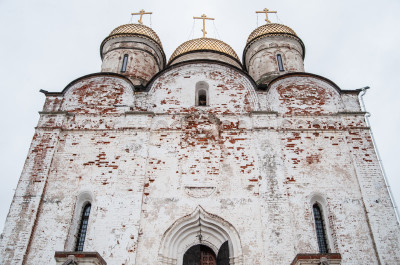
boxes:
[245,23,304,57]
[168,38,241,68]
[247,23,297,44]
[100,24,164,59]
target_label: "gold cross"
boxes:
[193,14,215,38]
[256,8,277,24]
[131,9,152,25]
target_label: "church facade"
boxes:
[1,14,400,265]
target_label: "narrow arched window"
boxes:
[313,203,329,253]
[277,54,284,71]
[195,81,209,106]
[198,89,207,106]
[121,54,128,73]
[75,203,91,251]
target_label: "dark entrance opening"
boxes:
[217,241,229,265]
[183,241,230,265]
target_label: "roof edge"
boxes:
[168,49,243,68]
[143,59,257,93]
[264,72,346,93]
[41,72,136,96]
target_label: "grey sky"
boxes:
[0,0,399,233]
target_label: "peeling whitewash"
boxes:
[1,24,399,265]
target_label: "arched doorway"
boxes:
[158,206,243,264]
[182,241,230,265]
[183,245,216,265]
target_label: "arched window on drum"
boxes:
[276,54,284,72]
[121,54,128,73]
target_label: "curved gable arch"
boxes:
[61,74,135,114]
[147,63,260,114]
[56,73,135,95]
[158,206,243,265]
[265,73,345,115]
[267,72,342,93]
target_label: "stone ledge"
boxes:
[278,127,370,131]
[54,252,107,265]
[125,111,155,116]
[337,111,367,115]
[39,111,71,115]
[291,253,341,265]
[251,111,279,115]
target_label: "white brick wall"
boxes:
[1,62,399,265]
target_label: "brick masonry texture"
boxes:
[1,51,399,264]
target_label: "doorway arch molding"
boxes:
[158,205,243,265]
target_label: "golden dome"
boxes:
[104,23,163,48]
[246,23,298,45]
[169,38,240,64]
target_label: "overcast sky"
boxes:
[0,0,399,233]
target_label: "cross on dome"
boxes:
[131,9,152,25]
[256,8,277,24]
[193,14,215,38]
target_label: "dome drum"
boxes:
[243,23,305,83]
[169,50,242,69]
[168,38,242,69]
[101,37,165,69]
[100,24,166,85]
